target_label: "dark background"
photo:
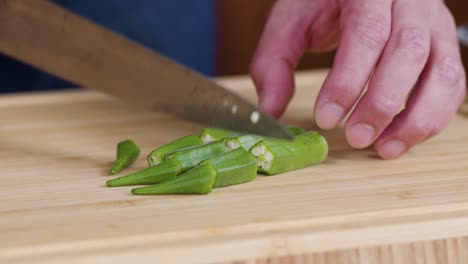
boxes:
[215,0,468,76]
[0,1,466,92]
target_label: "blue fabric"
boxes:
[0,0,215,93]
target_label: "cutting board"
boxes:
[2,70,468,264]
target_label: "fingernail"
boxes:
[378,140,407,159]
[316,102,344,129]
[347,123,375,148]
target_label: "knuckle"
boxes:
[396,28,430,64]
[370,97,401,121]
[436,56,463,85]
[353,14,390,50]
[328,68,362,105]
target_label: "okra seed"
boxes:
[202,134,215,143]
[250,111,260,124]
[262,161,271,170]
[251,146,264,156]
[227,140,240,149]
[264,151,273,161]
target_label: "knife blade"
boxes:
[0,0,293,139]
[458,24,468,47]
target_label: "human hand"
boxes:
[250,0,467,159]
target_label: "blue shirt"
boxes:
[0,0,215,93]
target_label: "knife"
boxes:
[458,24,468,47]
[0,0,293,139]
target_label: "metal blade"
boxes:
[144,56,294,138]
[0,0,293,139]
[458,24,468,47]
[155,69,294,139]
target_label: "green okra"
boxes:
[286,126,305,136]
[224,126,305,151]
[250,131,328,175]
[199,127,235,143]
[164,139,234,171]
[147,134,203,166]
[106,158,181,187]
[201,147,257,188]
[225,134,264,151]
[109,139,141,175]
[131,163,218,195]
[107,139,234,187]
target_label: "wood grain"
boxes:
[2,70,468,263]
[227,237,468,264]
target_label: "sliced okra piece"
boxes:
[225,134,264,151]
[106,158,181,187]
[164,139,234,171]
[224,126,304,151]
[199,127,235,143]
[201,147,257,188]
[107,139,233,187]
[250,131,328,175]
[131,163,218,195]
[109,139,141,175]
[147,134,203,166]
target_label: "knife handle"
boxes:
[0,0,179,107]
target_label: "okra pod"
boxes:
[131,163,218,195]
[109,139,141,175]
[147,134,203,166]
[199,127,235,143]
[250,131,328,175]
[106,158,181,187]
[164,139,233,171]
[202,147,257,188]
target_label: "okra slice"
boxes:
[106,158,181,187]
[131,163,218,195]
[147,134,203,166]
[164,139,233,171]
[199,127,235,143]
[201,147,257,188]
[200,126,303,145]
[225,134,264,151]
[109,139,141,175]
[224,126,304,151]
[250,131,328,175]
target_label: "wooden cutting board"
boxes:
[2,70,468,264]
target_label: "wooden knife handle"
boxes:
[0,0,175,105]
